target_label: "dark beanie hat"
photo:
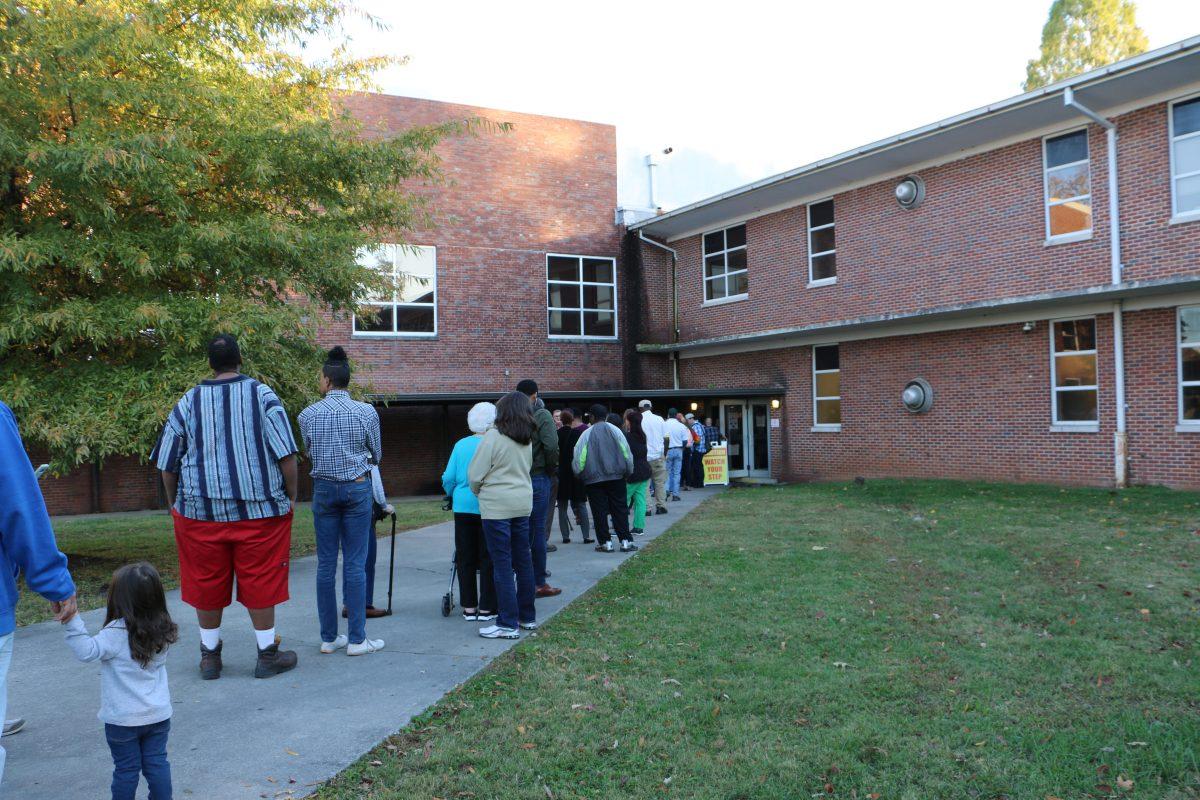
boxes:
[589,403,609,421]
[516,379,539,396]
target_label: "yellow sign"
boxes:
[702,446,729,486]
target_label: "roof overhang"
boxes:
[632,36,1200,242]
[366,387,783,405]
[636,276,1200,358]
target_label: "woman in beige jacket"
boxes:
[467,391,536,639]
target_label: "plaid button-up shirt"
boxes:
[298,390,381,482]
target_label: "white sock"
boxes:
[199,627,221,651]
[254,627,276,650]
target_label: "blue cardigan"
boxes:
[0,401,76,636]
[441,434,484,516]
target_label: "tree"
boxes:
[1024,0,1148,90]
[0,1,483,470]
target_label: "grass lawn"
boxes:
[19,499,446,626]
[318,480,1199,800]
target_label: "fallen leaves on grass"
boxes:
[1116,775,1134,790]
[570,703,596,711]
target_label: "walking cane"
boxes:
[385,512,397,615]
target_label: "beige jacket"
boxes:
[467,428,533,520]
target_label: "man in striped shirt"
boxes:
[152,334,300,680]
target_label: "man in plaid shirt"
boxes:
[298,346,385,657]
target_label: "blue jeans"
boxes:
[312,478,373,644]
[482,517,536,630]
[105,718,172,800]
[666,448,683,495]
[529,474,552,587]
[365,519,378,608]
[0,633,10,783]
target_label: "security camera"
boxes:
[662,147,674,155]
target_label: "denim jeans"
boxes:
[666,448,684,495]
[365,518,378,608]
[0,632,10,783]
[312,478,373,644]
[105,718,172,800]
[482,516,536,630]
[529,474,552,587]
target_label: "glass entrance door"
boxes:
[720,400,770,479]
[750,402,770,474]
[719,401,746,476]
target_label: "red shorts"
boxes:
[172,509,293,611]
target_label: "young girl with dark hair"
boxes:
[64,562,178,800]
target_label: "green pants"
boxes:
[626,479,648,530]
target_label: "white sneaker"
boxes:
[320,635,348,654]
[479,625,519,639]
[519,620,539,631]
[347,638,385,656]
[476,611,497,622]
[620,541,639,553]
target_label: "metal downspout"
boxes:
[638,231,681,390]
[1064,87,1126,486]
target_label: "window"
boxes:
[547,254,617,339]
[807,199,836,284]
[813,344,841,429]
[1051,318,1098,425]
[354,244,437,336]
[1179,306,1200,423]
[1170,96,1200,219]
[702,224,747,303]
[1043,130,1092,239]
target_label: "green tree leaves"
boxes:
[1024,0,1148,91]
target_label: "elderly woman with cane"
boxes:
[441,402,499,622]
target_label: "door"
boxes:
[720,400,770,479]
[749,402,770,475]
[719,401,747,476]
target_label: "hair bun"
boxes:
[326,346,348,362]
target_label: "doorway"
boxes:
[719,400,770,478]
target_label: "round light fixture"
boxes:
[902,378,934,413]
[895,175,925,210]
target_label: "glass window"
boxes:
[1180,306,1200,422]
[547,254,618,339]
[813,344,841,427]
[1051,318,1098,424]
[807,200,836,283]
[1172,97,1200,218]
[702,224,748,302]
[1043,130,1091,238]
[354,244,437,336]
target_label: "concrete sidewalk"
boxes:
[5,487,719,799]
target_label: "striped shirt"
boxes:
[297,390,381,482]
[151,375,298,522]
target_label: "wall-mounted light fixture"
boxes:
[1022,321,1036,332]
[771,399,781,410]
[901,378,934,413]
[690,402,699,412]
[895,175,926,209]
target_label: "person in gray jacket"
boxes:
[572,404,636,553]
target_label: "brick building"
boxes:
[32,37,1200,513]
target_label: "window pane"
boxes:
[1046,163,1090,201]
[1055,353,1097,386]
[815,372,840,397]
[1184,386,1200,420]
[583,284,614,310]
[582,258,613,284]
[548,282,581,308]
[583,310,616,337]
[726,248,747,272]
[357,244,395,302]
[814,345,839,371]
[356,304,394,333]
[811,252,837,281]
[706,277,726,301]
[809,199,834,228]
[398,281,434,304]
[728,270,748,297]
[1046,130,1088,167]
[725,225,746,250]
[547,255,579,282]
[396,246,435,302]
[703,230,724,255]
[816,399,842,425]
[1049,199,1092,235]
[1055,319,1096,352]
[549,309,581,336]
[395,305,434,333]
[1180,307,1200,343]
[1175,97,1200,138]
[1174,135,1200,176]
[704,254,726,278]
[1056,389,1097,422]
[810,226,836,254]
[1177,173,1200,215]
[1182,346,1200,382]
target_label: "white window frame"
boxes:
[806,199,837,287]
[1169,93,1200,224]
[1050,316,1099,429]
[812,344,841,432]
[353,244,437,338]
[546,253,619,341]
[1042,127,1093,243]
[701,224,748,306]
[1178,306,1200,428]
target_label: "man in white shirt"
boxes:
[663,408,693,502]
[638,400,670,515]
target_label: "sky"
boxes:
[323,0,1200,212]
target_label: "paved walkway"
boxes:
[6,487,718,799]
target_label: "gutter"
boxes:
[638,231,681,390]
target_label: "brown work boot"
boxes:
[199,641,222,680]
[535,584,563,598]
[254,638,298,679]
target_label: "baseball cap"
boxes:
[638,399,652,408]
[685,413,695,420]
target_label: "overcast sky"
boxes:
[329,0,1200,211]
